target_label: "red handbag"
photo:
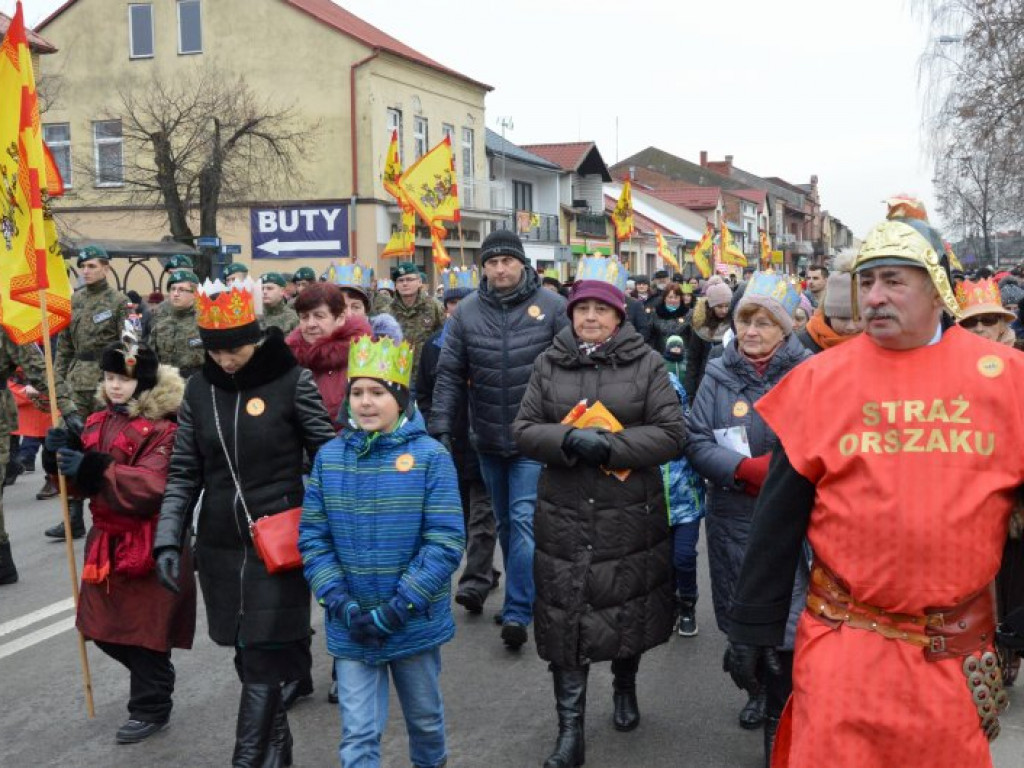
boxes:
[250,508,303,574]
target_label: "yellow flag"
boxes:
[759,230,772,269]
[944,240,964,272]
[381,207,416,258]
[431,229,451,270]
[611,181,634,240]
[720,221,747,267]
[655,230,680,271]
[0,3,72,344]
[691,223,714,279]
[383,129,403,201]
[398,135,460,238]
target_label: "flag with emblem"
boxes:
[655,229,680,271]
[691,222,714,278]
[0,2,73,344]
[611,181,634,240]
[719,220,747,267]
[381,207,416,258]
[398,135,460,238]
[382,129,403,201]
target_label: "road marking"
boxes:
[0,597,75,638]
[0,616,76,660]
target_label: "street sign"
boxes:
[196,236,221,248]
[222,244,242,255]
[250,204,348,260]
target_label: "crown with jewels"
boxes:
[574,256,628,292]
[327,260,374,291]
[440,266,479,290]
[745,271,802,316]
[196,277,262,331]
[348,335,413,388]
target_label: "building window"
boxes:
[513,181,533,212]
[177,0,202,55]
[461,127,474,207]
[441,123,454,145]
[128,4,154,58]
[43,123,72,189]
[93,120,124,186]
[413,116,428,160]
[387,108,403,163]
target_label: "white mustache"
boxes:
[864,309,897,321]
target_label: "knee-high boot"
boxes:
[543,665,587,768]
[611,655,640,732]
[261,698,293,768]
[232,684,279,767]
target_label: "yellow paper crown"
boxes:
[348,335,413,388]
[955,278,1002,312]
[196,278,262,331]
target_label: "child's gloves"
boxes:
[349,597,411,647]
[319,585,359,628]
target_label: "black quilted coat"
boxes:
[513,323,686,667]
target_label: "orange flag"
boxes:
[398,135,460,238]
[0,3,72,343]
[655,229,680,271]
[431,229,451,270]
[719,220,747,267]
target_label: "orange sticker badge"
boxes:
[977,355,1004,378]
[732,401,750,418]
[395,453,415,472]
[246,397,266,416]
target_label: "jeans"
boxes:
[672,520,701,604]
[335,648,446,768]
[477,454,542,625]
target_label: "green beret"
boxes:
[260,272,287,288]
[391,262,420,281]
[168,269,199,287]
[292,267,317,282]
[225,262,249,277]
[165,254,194,270]
[77,245,109,267]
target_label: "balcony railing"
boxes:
[576,212,607,238]
[493,212,561,243]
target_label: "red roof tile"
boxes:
[5,10,58,51]
[521,142,597,173]
[647,186,721,210]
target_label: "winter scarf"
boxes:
[804,312,852,350]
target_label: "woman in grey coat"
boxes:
[684,273,810,753]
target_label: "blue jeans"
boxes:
[672,520,701,604]
[477,454,541,625]
[335,648,446,768]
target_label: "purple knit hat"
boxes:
[567,280,626,320]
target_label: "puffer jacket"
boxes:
[664,373,705,526]
[648,298,691,354]
[299,411,465,664]
[513,323,686,667]
[430,266,568,456]
[684,333,811,646]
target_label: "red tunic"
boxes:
[756,327,1024,768]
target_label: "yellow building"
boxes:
[36,0,492,290]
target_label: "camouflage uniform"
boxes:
[389,293,446,383]
[0,336,78,544]
[149,305,205,379]
[54,279,130,417]
[261,302,299,334]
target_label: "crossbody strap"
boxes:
[211,385,255,531]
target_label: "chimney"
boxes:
[811,174,818,186]
[724,155,734,170]
[629,166,635,181]
[700,150,708,167]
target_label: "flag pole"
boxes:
[38,289,95,718]
[457,221,466,267]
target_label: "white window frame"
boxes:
[177,0,203,55]
[43,123,72,189]
[460,127,475,179]
[128,3,154,59]
[93,120,124,187]
[413,116,428,160]
[387,108,403,164]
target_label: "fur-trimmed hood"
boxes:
[93,364,185,420]
[690,297,728,342]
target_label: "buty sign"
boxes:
[250,204,348,259]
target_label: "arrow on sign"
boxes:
[256,239,343,256]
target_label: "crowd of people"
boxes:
[1,203,1024,768]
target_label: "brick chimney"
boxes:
[724,155,734,170]
[700,150,708,167]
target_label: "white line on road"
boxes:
[0,616,76,660]
[0,597,75,638]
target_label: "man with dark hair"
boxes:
[803,264,829,308]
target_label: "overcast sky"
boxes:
[17,0,943,238]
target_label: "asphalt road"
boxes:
[1,471,1022,767]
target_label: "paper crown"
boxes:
[196,278,263,330]
[574,256,628,292]
[955,277,1015,320]
[326,260,374,290]
[376,278,395,292]
[440,266,479,290]
[348,335,413,388]
[745,271,802,316]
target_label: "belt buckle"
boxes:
[930,635,947,654]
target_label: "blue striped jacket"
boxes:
[299,410,465,664]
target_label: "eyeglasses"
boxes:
[169,287,195,294]
[960,315,1000,329]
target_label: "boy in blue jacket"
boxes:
[299,335,465,768]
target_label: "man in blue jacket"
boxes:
[429,229,568,649]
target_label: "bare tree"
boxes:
[85,66,315,277]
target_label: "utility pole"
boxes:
[497,116,514,213]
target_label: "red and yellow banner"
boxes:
[430,229,451,270]
[759,230,772,269]
[720,220,747,267]
[655,229,680,271]
[398,135,460,239]
[691,222,714,279]
[0,2,72,343]
[611,181,634,241]
[381,207,416,259]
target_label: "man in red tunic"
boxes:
[726,211,1024,768]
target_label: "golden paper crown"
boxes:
[348,335,413,388]
[955,277,1015,321]
[196,278,262,331]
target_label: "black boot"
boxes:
[232,684,279,767]
[0,539,18,585]
[36,474,58,500]
[261,699,293,768]
[764,716,780,768]
[543,666,587,768]
[280,677,313,711]
[44,499,85,540]
[739,689,767,730]
[611,657,640,732]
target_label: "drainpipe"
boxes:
[350,50,380,258]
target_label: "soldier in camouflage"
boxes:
[149,254,196,328]
[224,262,249,285]
[47,245,129,540]
[0,334,81,585]
[388,262,445,385]
[290,266,317,302]
[149,269,205,380]
[260,272,299,334]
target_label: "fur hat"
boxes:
[100,343,159,396]
[479,229,527,265]
[705,282,733,309]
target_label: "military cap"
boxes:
[77,244,110,267]
[292,266,317,282]
[224,262,249,277]
[391,262,420,281]
[167,269,199,287]
[260,272,287,288]
[165,254,194,270]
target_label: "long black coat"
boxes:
[513,323,686,668]
[155,332,336,647]
[647,298,692,354]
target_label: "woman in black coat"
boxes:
[154,282,335,768]
[648,282,692,353]
[514,271,686,768]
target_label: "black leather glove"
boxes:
[45,428,69,452]
[725,641,781,694]
[436,433,453,453]
[155,548,182,594]
[563,428,612,466]
[64,413,85,439]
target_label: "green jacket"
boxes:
[389,293,446,380]
[150,304,205,378]
[261,302,299,334]
[55,280,129,394]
